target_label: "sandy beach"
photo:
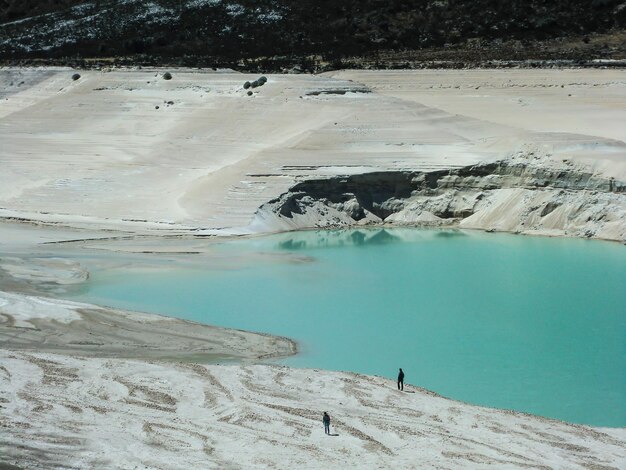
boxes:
[1,67,625,468]
[3,349,625,469]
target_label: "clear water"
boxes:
[72,229,626,427]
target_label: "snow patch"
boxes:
[225,3,245,17]
[186,0,222,7]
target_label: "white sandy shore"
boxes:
[1,68,625,468]
[2,350,625,469]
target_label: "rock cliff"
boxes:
[255,158,626,242]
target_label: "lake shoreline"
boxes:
[2,214,625,469]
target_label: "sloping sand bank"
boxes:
[2,350,625,469]
[0,291,295,362]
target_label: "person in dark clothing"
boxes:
[323,412,331,435]
[397,368,405,391]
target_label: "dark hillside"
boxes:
[1,0,625,68]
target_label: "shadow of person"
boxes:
[329,433,339,436]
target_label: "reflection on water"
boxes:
[275,228,467,250]
[434,230,467,238]
[276,229,400,250]
[278,239,308,250]
[352,229,398,246]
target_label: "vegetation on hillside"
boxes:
[1,0,624,66]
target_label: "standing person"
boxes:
[323,412,331,435]
[397,368,405,391]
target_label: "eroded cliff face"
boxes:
[254,159,626,242]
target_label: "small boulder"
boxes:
[247,91,253,96]
[258,76,267,85]
[250,80,259,88]
[243,81,251,89]
[163,72,172,80]
[72,73,81,81]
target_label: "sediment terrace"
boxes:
[1,68,625,236]
[256,158,626,242]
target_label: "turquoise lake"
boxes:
[72,229,626,427]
